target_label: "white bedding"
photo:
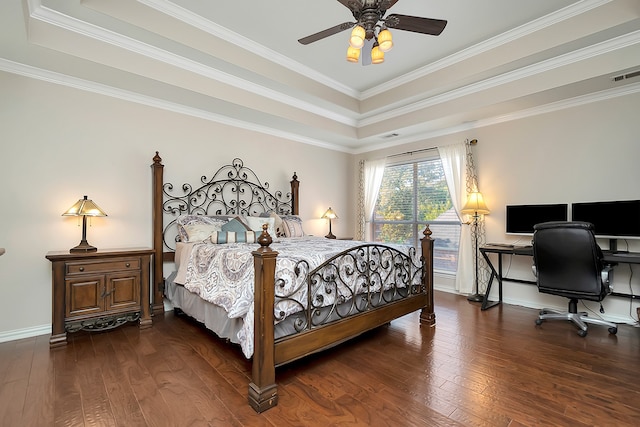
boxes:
[171,236,421,358]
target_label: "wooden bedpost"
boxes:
[248,226,279,412]
[419,225,436,326]
[290,172,299,215]
[151,152,165,313]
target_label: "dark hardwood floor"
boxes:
[2,291,640,426]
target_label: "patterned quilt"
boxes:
[175,236,421,358]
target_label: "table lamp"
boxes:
[63,195,107,253]
[461,192,490,302]
[322,207,338,239]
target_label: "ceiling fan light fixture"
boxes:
[371,43,384,64]
[346,45,360,63]
[377,29,393,52]
[349,25,365,49]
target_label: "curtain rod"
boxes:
[386,139,477,159]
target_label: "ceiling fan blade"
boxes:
[361,37,375,66]
[385,14,447,36]
[298,22,355,45]
[379,0,399,13]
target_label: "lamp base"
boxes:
[325,232,336,239]
[467,293,484,303]
[70,240,97,253]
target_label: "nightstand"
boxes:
[46,247,153,348]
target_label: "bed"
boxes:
[150,152,435,412]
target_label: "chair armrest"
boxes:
[602,264,614,293]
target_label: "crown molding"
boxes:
[138,0,360,99]
[2,56,638,155]
[0,58,352,153]
[28,0,358,127]
[361,0,615,99]
[354,81,640,154]
[359,29,640,126]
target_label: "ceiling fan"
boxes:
[298,0,447,64]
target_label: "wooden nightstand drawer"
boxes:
[66,257,141,275]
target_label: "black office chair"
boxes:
[532,221,617,337]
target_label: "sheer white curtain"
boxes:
[438,144,473,294]
[361,158,386,241]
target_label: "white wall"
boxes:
[0,71,353,340]
[356,90,640,324]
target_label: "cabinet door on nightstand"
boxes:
[65,275,106,318]
[106,271,140,311]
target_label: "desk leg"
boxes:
[480,251,502,310]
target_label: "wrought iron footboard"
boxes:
[274,244,424,334]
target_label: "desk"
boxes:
[479,245,640,310]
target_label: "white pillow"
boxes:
[244,216,276,237]
[183,223,223,242]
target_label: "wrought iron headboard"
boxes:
[156,155,298,252]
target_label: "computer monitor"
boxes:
[506,204,568,235]
[571,200,640,239]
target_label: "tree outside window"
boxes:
[372,158,460,273]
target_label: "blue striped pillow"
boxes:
[209,231,256,244]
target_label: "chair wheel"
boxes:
[609,327,618,335]
[535,318,543,325]
[578,329,587,337]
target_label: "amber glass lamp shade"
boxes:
[377,29,393,52]
[349,25,365,49]
[346,45,360,63]
[62,195,107,253]
[371,43,384,64]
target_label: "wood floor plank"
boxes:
[0,378,28,427]
[21,335,56,427]
[93,334,148,427]
[52,344,85,426]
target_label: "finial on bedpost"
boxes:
[152,151,162,165]
[256,223,273,251]
[422,224,433,239]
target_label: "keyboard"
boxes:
[608,252,640,258]
[486,243,515,248]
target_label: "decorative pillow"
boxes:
[221,216,251,233]
[176,215,229,242]
[209,231,256,244]
[244,216,276,237]
[182,223,223,242]
[281,215,305,238]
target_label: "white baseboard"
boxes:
[0,324,50,343]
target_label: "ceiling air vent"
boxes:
[612,69,640,82]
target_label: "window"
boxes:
[372,157,460,273]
